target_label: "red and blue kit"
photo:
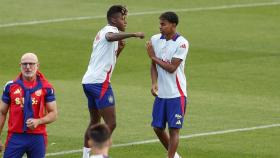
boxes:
[1,71,55,158]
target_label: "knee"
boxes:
[109,123,116,132]
[153,127,164,134]
[169,128,180,137]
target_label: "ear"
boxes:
[88,139,93,147]
[108,138,112,147]
[111,17,117,25]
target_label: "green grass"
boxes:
[0,0,280,157]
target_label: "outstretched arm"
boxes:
[106,32,144,42]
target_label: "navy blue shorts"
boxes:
[152,96,187,129]
[83,83,115,109]
[4,133,46,158]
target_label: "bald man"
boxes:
[0,53,58,158]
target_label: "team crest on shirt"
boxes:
[108,95,114,104]
[35,89,42,96]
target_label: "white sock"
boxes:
[82,147,91,158]
[174,152,181,158]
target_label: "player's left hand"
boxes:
[26,118,42,130]
[146,41,155,58]
[151,84,158,97]
[134,32,145,39]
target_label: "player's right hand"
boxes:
[146,41,156,59]
[134,32,145,39]
[26,118,41,130]
[151,84,158,97]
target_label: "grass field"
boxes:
[1,0,280,157]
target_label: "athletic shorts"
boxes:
[83,83,115,109]
[151,96,187,129]
[4,133,46,158]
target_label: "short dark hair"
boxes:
[159,11,179,25]
[107,5,128,22]
[88,124,111,147]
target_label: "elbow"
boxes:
[53,111,58,121]
[105,34,115,42]
[50,110,58,122]
[0,113,6,120]
[0,110,7,117]
[107,37,114,42]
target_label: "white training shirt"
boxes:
[151,33,189,98]
[82,25,119,84]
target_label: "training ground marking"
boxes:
[45,123,280,157]
[1,1,280,28]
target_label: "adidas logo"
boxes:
[180,44,187,49]
[176,120,181,125]
[14,89,21,94]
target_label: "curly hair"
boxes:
[107,5,128,22]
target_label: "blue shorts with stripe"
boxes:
[82,83,115,109]
[151,96,187,129]
[4,133,46,158]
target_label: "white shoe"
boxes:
[174,152,181,158]
[167,152,181,158]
